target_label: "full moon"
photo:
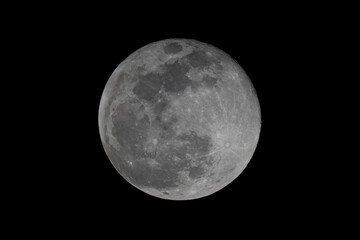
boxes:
[98,39,261,200]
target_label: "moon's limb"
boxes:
[98,39,261,200]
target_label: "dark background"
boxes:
[7,3,344,235]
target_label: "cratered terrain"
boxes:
[99,39,261,200]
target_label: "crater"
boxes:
[163,42,183,54]
[188,165,205,179]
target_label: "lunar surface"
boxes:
[98,39,261,200]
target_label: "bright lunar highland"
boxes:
[98,39,261,200]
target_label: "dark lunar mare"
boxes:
[202,75,218,88]
[163,42,183,54]
[186,49,215,68]
[132,48,222,102]
[133,60,194,101]
[133,72,163,101]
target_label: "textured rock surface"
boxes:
[98,39,261,200]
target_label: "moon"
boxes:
[98,39,261,200]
